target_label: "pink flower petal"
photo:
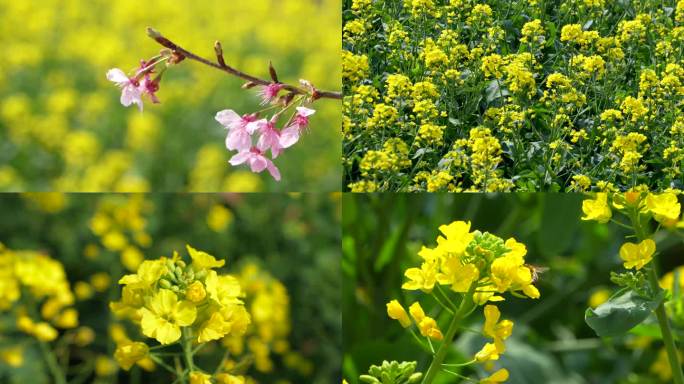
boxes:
[266,161,281,181]
[106,68,129,85]
[229,151,251,166]
[215,109,242,128]
[296,106,316,117]
[279,126,301,148]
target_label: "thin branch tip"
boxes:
[146,27,161,39]
[146,30,342,100]
[214,41,226,67]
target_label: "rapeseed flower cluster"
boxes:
[0,244,77,344]
[344,0,684,192]
[384,221,539,383]
[111,245,251,381]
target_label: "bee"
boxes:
[525,264,549,283]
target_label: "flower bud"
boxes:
[185,281,206,303]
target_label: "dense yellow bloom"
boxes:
[140,289,197,345]
[386,300,411,328]
[581,193,611,223]
[619,239,656,270]
[342,50,370,83]
[520,19,544,45]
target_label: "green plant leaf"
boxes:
[585,289,665,337]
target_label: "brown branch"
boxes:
[146,27,342,100]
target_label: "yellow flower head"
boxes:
[402,262,438,292]
[582,193,612,223]
[436,220,474,256]
[483,305,514,353]
[645,193,681,225]
[619,239,656,270]
[139,289,197,344]
[386,300,411,328]
[475,342,500,362]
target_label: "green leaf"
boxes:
[585,289,665,337]
[374,224,404,272]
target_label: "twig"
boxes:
[146,27,342,100]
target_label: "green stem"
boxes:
[647,266,684,384]
[421,287,476,384]
[630,208,684,384]
[38,341,67,384]
[182,328,195,377]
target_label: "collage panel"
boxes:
[0,193,341,383]
[342,192,684,383]
[343,0,684,192]
[0,0,342,193]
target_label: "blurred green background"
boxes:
[342,194,684,384]
[0,192,341,383]
[0,0,341,192]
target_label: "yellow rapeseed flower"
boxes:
[581,193,612,223]
[619,239,655,270]
[386,300,411,328]
[139,289,197,345]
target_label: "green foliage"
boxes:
[585,290,665,337]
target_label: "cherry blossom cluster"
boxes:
[106,56,169,111]
[107,54,319,182]
[215,85,315,181]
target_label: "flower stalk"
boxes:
[421,286,476,384]
[146,27,341,100]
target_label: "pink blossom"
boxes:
[215,110,259,151]
[106,68,143,111]
[258,83,284,105]
[250,117,284,158]
[229,147,281,181]
[280,107,316,148]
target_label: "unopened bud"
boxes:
[146,27,162,39]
